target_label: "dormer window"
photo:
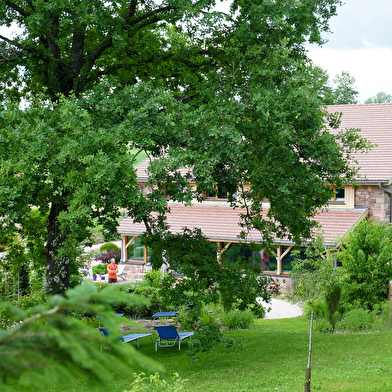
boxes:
[217,186,228,199]
[204,185,236,200]
[329,186,345,202]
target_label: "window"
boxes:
[329,186,345,202]
[127,237,149,262]
[205,185,236,199]
[222,244,277,272]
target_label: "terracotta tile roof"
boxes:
[117,204,368,246]
[327,103,392,183]
[137,104,392,184]
[135,158,191,180]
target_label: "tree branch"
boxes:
[124,0,138,22]
[5,0,30,17]
[123,5,176,29]
[79,37,113,83]
[67,28,85,79]
[0,34,21,48]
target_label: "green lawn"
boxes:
[22,317,392,392]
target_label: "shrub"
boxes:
[325,284,341,329]
[375,301,392,331]
[142,270,163,288]
[100,242,119,252]
[92,264,108,275]
[177,306,201,331]
[313,320,334,333]
[0,290,48,329]
[95,249,121,264]
[15,290,47,310]
[187,322,223,362]
[336,308,376,332]
[221,309,255,330]
[339,220,392,310]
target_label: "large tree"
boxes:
[316,68,359,105]
[0,0,371,295]
[365,91,392,104]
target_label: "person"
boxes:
[107,258,118,283]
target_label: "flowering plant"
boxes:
[268,280,280,295]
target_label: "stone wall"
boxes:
[355,184,391,222]
[122,263,151,282]
[272,276,293,295]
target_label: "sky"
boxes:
[307,0,392,103]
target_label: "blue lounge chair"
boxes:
[99,327,153,350]
[154,325,194,351]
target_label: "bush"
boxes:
[313,320,334,333]
[92,264,108,275]
[221,309,255,330]
[95,249,121,264]
[0,290,47,329]
[187,322,223,362]
[375,301,392,331]
[110,272,176,319]
[336,308,376,332]
[142,270,163,288]
[339,220,392,310]
[100,242,119,252]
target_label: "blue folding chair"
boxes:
[154,325,194,351]
[99,327,153,351]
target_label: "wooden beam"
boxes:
[126,236,137,249]
[281,245,294,259]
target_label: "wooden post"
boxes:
[304,306,314,392]
[121,236,127,262]
[389,280,392,302]
[277,245,282,275]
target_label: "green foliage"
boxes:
[142,270,164,288]
[92,264,107,275]
[187,322,224,362]
[339,220,392,310]
[146,229,270,322]
[221,309,255,330]
[110,273,171,319]
[374,301,392,331]
[292,237,343,302]
[325,284,342,330]
[365,91,392,104]
[315,68,359,105]
[336,308,376,332]
[125,372,188,392]
[100,242,119,252]
[108,272,180,319]
[313,320,334,333]
[0,0,371,298]
[0,281,159,391]
[218,261,269,315]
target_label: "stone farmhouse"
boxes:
[117,103,392,283]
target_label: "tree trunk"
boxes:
[305,305,314,392]
[45,201,70,295]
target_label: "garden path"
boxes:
[258,298,303,319]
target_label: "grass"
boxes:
[17,317,392,392]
